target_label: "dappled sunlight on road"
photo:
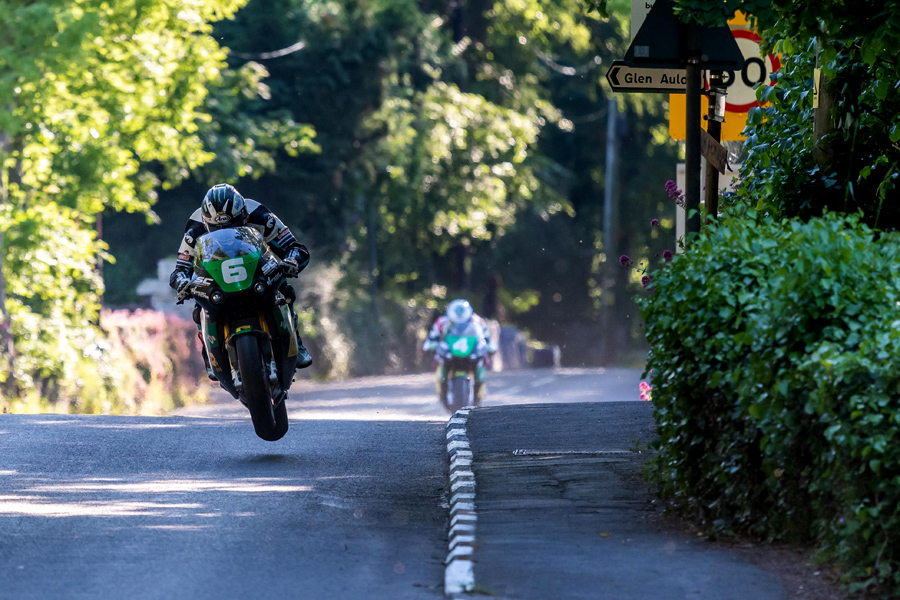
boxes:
[0,497,206,518]
[0,476,315,519]
[22,479,314,494]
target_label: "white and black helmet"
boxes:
[446,299,474,324]
[200,184,248,232]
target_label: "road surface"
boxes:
[0,368,640,599]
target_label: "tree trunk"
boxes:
[0,126,17,393]
[813,40,835,169]
[600,97,620,365]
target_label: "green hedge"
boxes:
[640,213,900,596]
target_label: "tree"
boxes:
[0,0,260,403]
[585,0,900,229]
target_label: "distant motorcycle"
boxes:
[435,334,488,413]
[181,226,302,441]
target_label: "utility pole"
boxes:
[366,192,378,316]
[0,125,16,392]
[600,96,619,364]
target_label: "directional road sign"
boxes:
[606,60,687,93]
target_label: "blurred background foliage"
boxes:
[2,0,681,409]
[104,0,680,377]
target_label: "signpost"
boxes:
[631,0,655,40]
[605,61,688,93]
[610,0,744,244]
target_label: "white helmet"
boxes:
[446,299,473,324]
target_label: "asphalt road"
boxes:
[172,367,646,421]
[0,415,447,599]
[0,368,642,599]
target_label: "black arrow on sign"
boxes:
[609,65,621,87]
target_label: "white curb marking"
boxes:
[445,559,474,594]
[444,408,477,598]
[447,440,470,452]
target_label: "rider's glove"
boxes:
[173,273,192,300]
[282,257,300,278]
[422,339,437,352]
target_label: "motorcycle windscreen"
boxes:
[445,335,478,357]
[194,226,263,292]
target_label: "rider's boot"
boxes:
[197,332,218,381]
[292,312,312,369]
[280,283,312,369]
[193,304,217,381]
[296,335,313,369]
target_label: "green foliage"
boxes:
[640,213,900,596]
[360,78,562,260]
[102,0,678,370]
[734,26,900,229]
[582,0,900,228]
[0,0,273,405]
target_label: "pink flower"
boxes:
[639,381,652,392]
[641,275,652,288]
[619,255,630,267]
[639,392,651,401]
[650,219,660,227]
[662,249,674,262]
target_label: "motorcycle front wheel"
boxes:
[446,375,470,413]
[236,334,289,441]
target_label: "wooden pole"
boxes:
[704,71,723,223]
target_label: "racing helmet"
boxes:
[446,299,474,324]
[200,184,248,232]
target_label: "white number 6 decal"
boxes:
[222,258,248,283]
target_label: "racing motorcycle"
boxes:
[435,333,488,413]
[182,226,302,441]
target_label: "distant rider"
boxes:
[423,299,496,397]
[168,183,313,379]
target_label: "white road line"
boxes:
[512,449,632,456]
[528,376,556,388]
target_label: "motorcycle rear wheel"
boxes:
[236,334,289,441]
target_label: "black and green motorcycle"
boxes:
[184,226,302,441]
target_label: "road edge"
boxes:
[445,407,477,597]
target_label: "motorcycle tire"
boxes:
[447,376,469,412]
[236,334,289,441]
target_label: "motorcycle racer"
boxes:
[169,183,313,379]
[423,299,496,398]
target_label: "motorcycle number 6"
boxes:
[222,258,248,283]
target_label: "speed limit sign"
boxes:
[724,29,781,112]
[668,12,780,141]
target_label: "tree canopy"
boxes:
[0,0,319,402]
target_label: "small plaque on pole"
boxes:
[700,129,729,174]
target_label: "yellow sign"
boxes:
[813,67,821,109]
[668,12,780,141]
